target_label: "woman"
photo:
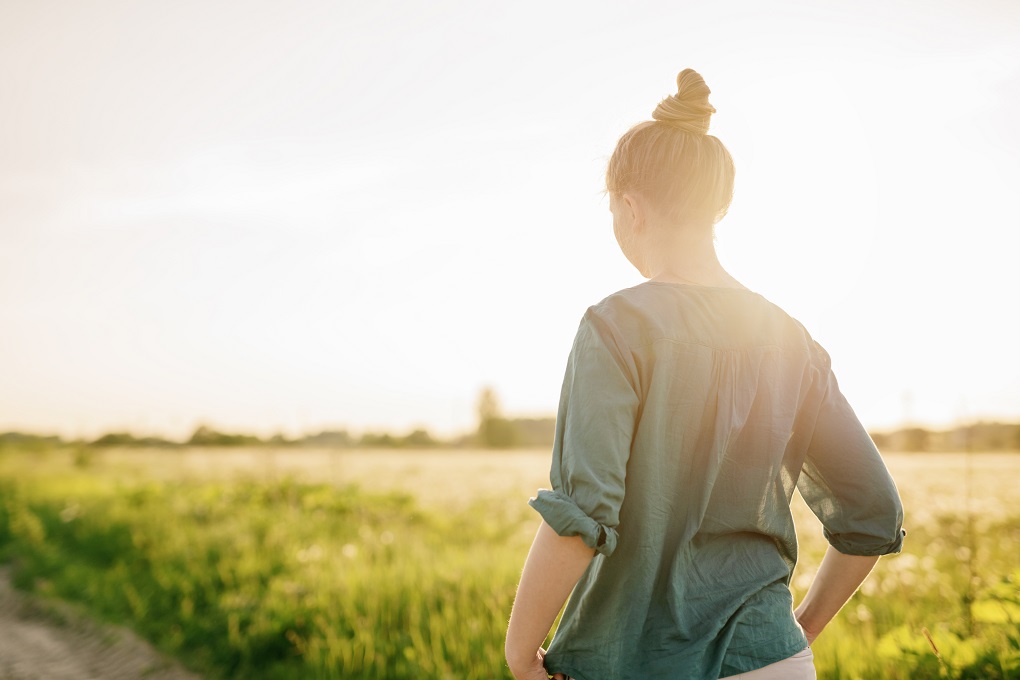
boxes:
[504,69,905,680]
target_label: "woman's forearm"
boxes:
[794,545,880,644]
[505,521,595,676]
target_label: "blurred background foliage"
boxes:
[0,442,1018,679]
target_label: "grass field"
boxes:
[1,446,1018,679]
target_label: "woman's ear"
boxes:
[621,193,645,233]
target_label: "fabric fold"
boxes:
[530,488,620,557]
[825,527,906,557]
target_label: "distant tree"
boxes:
[188,425,262,447]
[477,387,500,425]
[88,432,178,448]
[0,432,63,452]
[403,428,436,448]
[137,436,179,448]
[511,417,556,447]
[188,425,218,446]
[476,387,520,448]
[300,430,352,448]
[354,429,438,448]
[869,431,891,450]
[896,427,930,452]
[360,432,397,448]
[91,432,138,447]
[967,421,1020,451]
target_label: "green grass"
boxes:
[0,446,1018,679]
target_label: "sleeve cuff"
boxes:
[528,489,619,557]
[825,527,906,556]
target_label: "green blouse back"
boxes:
[529,281,905,680]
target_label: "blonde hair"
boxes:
[606,69,735,226]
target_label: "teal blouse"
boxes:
[530,282,905,680]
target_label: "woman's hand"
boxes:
[794,603,823,645]
[508,647,558,680]
[796,616,821,646]
[794,547,880,648]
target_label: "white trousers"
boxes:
[721,646,816,679]
[560,646,816,680]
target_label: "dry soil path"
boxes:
[0,567,200,680]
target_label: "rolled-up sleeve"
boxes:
[529,309,640,557]
[797,350,906,556]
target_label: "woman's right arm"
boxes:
[796,359,906,559]
[795,348,905,643]
[794,546,880,644]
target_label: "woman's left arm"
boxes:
[505,520,595,680]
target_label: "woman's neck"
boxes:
[643,223,746,290]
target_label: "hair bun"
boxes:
[652,68,716,135]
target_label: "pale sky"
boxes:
[2,0,1019,441]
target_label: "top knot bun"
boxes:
[652,68,716,135]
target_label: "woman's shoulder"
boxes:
[583,281,828,360]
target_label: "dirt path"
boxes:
[0,567,200,680]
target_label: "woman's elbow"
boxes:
[827,503,906,557]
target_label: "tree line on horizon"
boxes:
[3,420,1020,453]
[2,388,1018,453]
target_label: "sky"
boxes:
[1,0,1019,441]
